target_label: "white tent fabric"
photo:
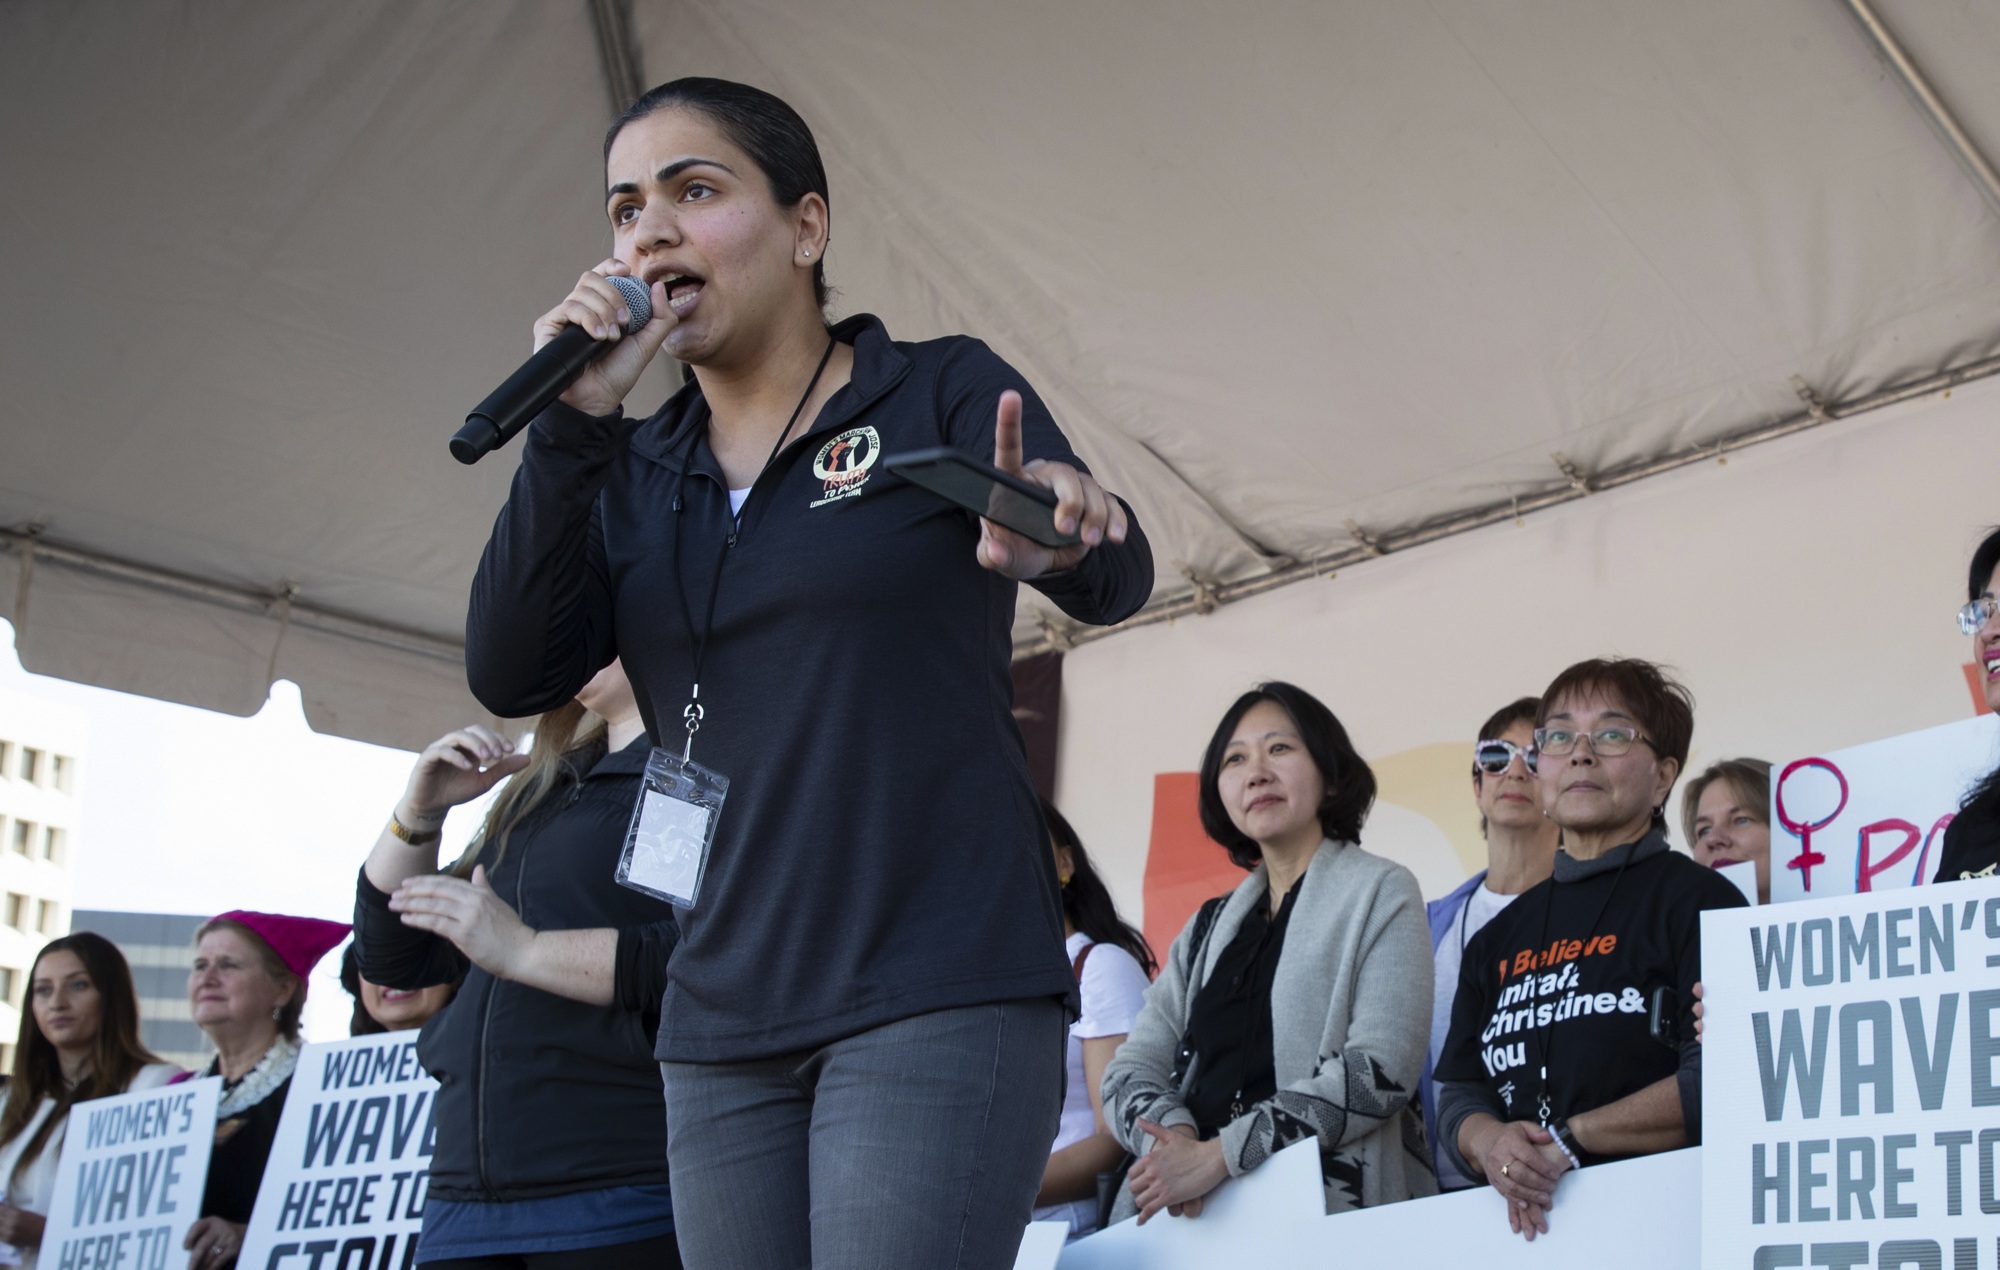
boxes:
[3,0,1998,748]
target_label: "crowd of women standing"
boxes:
[0,69,1995,1270]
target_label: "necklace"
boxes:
[214,1037,299,1118]
[1528,844,1635,1127]
[1456,885,1483,959]
[670,337,837,761]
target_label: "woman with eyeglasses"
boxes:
[1418,697,1559,1190]
[1935,526,2000,884]
[1433,658,1746,1240]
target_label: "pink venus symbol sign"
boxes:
[1775,757,1846,891]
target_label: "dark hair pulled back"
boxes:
[606,77,831,310]
[1198,682,1377,870]
[1041,799,1156,977]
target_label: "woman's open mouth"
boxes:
[661,273,705,316]
[378,988,417,1003]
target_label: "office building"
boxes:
[68,910,212,1071]
[0,686,83,1071]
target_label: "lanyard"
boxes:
[669,337,836,761]
[1529,844,1633,1126]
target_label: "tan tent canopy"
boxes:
[4,0,1998,749]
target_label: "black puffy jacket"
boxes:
[354,736,675,1204]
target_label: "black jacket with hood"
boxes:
[464,314,1154,1064]
[353,735,676,1204]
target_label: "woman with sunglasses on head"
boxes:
[1433,659,1746,1241]
[1418,697,1558,1191]
[1101,683,1435,1226]
[1935,527,2000,884]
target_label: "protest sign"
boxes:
[237,1035,436,1270]
[1770,715,1999,903]
[41,1076,219,1270]
[1053,1138,1698,1269]
[1011,1221,1066,1270]
[1702,875,2000,1269]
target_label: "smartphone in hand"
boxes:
[884,446,1083,548]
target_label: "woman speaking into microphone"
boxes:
[454,77,1152,1269]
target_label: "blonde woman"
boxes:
[179,909,348,1266]
[355,660,684,1269]
[1684,759,1772,905]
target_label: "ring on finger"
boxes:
[1501,1162,1510,1178]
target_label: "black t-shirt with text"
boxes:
[1435,833,1746,1159]
[1932,793,2000,884]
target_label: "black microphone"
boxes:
[450,274,654,465]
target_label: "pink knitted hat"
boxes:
[210,910,351,980]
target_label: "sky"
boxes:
[0,619,499,1043]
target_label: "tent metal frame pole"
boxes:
[1837,0,2000,220]
[1015,351,2000,660]
[589,0,646,117]
[0,531,464,666]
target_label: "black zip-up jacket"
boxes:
[465,314,1154,1063]
[353,736,676,1204]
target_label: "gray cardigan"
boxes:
[1102,839,1438,1218]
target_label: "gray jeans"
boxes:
[661,999,1066,1270]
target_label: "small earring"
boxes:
[1060,874,1073,887]
[802,248,812,258]
[271,1005,282,1022]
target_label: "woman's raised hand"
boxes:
[976,390,1129,580]
[541,259,677,418]
[389,866,534,979]
[400,727,528,825]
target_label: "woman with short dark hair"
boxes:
[0,934,179,1268]
[1936,526,2000,883]
[1435,658,1747,1241]
[1419,695,1560,1191]
[1101,682,1434,1224]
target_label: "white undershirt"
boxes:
[728,487,751,515]
[1430,881,1518,1188]
[1032,932,1150,1238]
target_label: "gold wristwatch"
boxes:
[387,813,442,846]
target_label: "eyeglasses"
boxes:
[1533,725,1657,758]
[1959,596,1998,636]
[1474,739,1537,775]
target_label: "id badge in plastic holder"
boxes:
[617,747,729,909]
